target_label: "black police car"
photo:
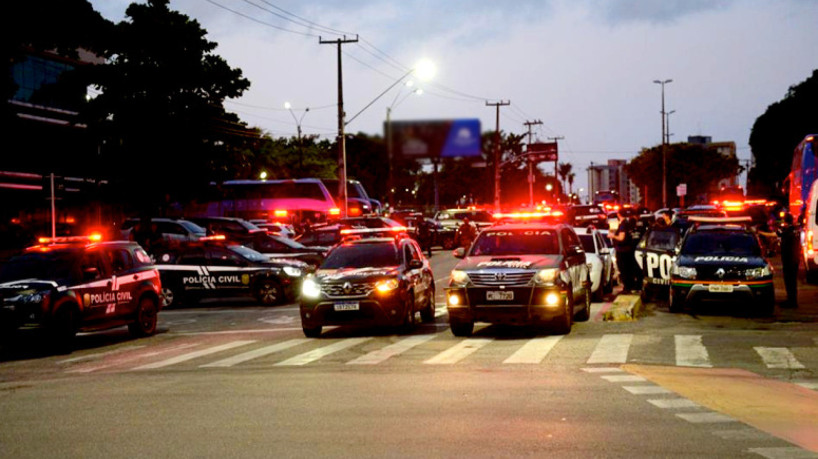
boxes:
[0,236,162,351]
[445,221,591,336]
[154,241,306,306]
[669,217,774,315]
[635,226,681,300]
[299,236,435,337]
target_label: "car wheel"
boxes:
[129,297,158,337]
[420,286,436,323]
[450,321,473,337]
[806,268,818,285]
[576,286,591,322]
[401,295,416,332]
[160,285,178,308]
[552,291,573,334]
[49,305,77,354]
[256,279,283,305]
[302,326,322,338]
[668,288,684,313]
[641,284,653,303]
[602,270,614,294]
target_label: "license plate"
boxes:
[333,302,360,311]
[708,284,733,293]
[487,291,514,301]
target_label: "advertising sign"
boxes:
[388,119,482,159]
[527,142,558,162]
[676,183,687,196]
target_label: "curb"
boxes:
[603,294,643,321]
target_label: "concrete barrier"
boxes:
[603,294,643,321]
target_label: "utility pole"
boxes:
[523,120,542,207]
[654,79,672,208]
[321,35,358,218]
[487,100,510,212]
[548,136,564,202]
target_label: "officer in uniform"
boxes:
[609,210,638,293]
[457,217,477,249]
[779,213,801,308]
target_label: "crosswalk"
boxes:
[54,331,818,380]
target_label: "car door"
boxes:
[561,228,586,302]
[75,248,116,323]
[206,246,251,295]
[104,246,140,318]
[402,241,424,307]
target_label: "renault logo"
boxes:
[716,268,725,279]
[343,282,353,293]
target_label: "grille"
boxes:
[322,282,374,298]
[697,266,745,281]
[468,271,534,287]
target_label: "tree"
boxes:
[84,0,251,211]
[748,69,818,197]
[557,162,574,194]
[626,142,740,208]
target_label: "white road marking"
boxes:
[581,367,624,373]
[601,374,646,383]
[201,339,311,368]
[435,304,448,318]
[274,338,372,366]
[675,335,712,368]
[57,345,146,364]
[747,447,818,458]
[647,399,701,409]
[132,340,256,370]
[622,385,672,395]
[503,336,563,364]
[587,334,632,364]
[424,339,493,365]
[347,335,436,365]
[65,343,200,374]
[675,412,735,423]
[795,381,818,390]
[754,347,805,369]
[711,428,775,441]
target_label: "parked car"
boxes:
[575,226,614,300]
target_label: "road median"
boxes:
[602,294,642,321]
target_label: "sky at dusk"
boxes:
[89,0,817,195]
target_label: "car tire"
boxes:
[668,288,684,313]
[576,286,591,322]
[49,305,77,354]
[450,321,474,337]
[302,326,322,338]
[129,297,158,337]
[552,291,573,335]
[401,295,416,332]
[256,279,283,305]
[420,286,436,323]
[602,271,614,294]
[160,285,179,308]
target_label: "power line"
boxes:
[204,0,318,37]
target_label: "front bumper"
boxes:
[670,279,774,304]
[445,286,566,325]
[300,291,409,328]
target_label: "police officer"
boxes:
[779,213,801,308]
[417,217,433,258]
[609,210,638,293]
[457,217,476,249]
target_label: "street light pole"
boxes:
[284,102,309,171]
[665,109,675,145]
[653,79,672,208]
[487,100,511,212]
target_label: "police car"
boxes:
[154,239,305,306]
[445,217,591,336]
[0,235,162,352]
[299,235,435,337]
[635,226,682,300]
[669,217,774,315]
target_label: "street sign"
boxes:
[527,142,558,162]
[676,183,687,196]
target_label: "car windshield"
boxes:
[321,243,400,269]
[0,251,78,283]
[228,245,267,262]
[470,229,559,256]
[681,231,761,256]
[646,229,680,250]
[578,234,596,253]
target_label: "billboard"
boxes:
[388,119,482,159]
[527,142,558,162]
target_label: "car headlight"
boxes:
[745,265,772,280]
[301,278,321,299]
[450,270,469,285]
[535,268,559,285]
[672,265,697,279]
[375,278,400,293]
[283,266,303,277]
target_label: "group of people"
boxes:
[608,210,651,294]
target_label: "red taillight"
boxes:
[329,208,341,216]
[274,209,288,218]
[200,235,227,241]
[349,207,361,216]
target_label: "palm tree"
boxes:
[567,172,575,195]
[558,162,573,193]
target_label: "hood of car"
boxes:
[314,267,400,283]
[677,254,767,269]
[455,255,562,271]
[0,279,58,302]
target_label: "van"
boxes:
[802,179,818,283]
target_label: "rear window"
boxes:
[681,232,760,257]
[470,229,559,256]
[322,243,400,269]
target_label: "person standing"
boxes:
[457,217,476,249]
[609,210,638,293]
[779,213,801,308]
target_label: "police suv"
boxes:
[669,217,774,315]
[446,217,591,336]
[635,226,682,301]
[0,236,162,352]
[299,235,434,337]
[154,239,306,306]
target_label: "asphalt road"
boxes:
[0,249,816,458]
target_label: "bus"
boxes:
[193,178,339,224]
[788,134,817,218]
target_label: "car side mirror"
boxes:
[453,247,466,259]
[408,259,423,269]
[83,267,100,281]
[599,247,610,255]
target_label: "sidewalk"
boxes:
[771,254,818,322]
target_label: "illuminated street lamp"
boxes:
[283,102,309,140]
[259,171,268,180]
[653,78,673,208]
